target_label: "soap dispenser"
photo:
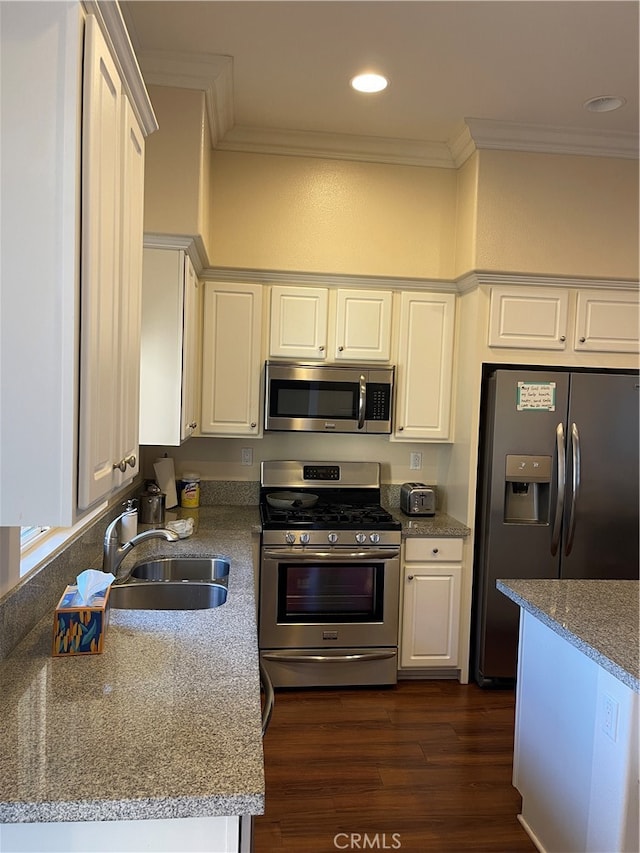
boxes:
[120,499,138,544]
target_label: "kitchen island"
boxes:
[498,579,639,853]
[0,506,264,853]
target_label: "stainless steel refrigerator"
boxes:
[472,367,639,686]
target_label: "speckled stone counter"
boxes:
[392,511,470,538]
[497,578,639,692]
[0,507,265,823]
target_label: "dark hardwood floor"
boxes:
[254,679,537,853]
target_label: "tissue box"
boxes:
[52,585,111,656]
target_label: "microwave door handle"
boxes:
[358,374,366,430]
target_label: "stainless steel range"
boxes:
[259,461,402,688]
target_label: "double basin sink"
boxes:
[110,557,229,611]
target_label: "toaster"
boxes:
[400,482,436,516]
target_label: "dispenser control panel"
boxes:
[505,455,552,483]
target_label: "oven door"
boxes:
[259,547,400,650]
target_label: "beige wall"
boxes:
[475,150,639,279]
[208,151,458,279]
[453,152,479,278]
[143,86,209,248]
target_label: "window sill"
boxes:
[20,503,108,579]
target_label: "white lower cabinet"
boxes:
[201,282,263,436]
[400,537,463,669]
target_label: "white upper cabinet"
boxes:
[574,289,639,353]
[139,247,201,447]
[269,286,328,359]
[0,3,155,525]
[268,285,392,362]
[201,282,263,436]
[488,285,639,354]
[78,17,146,509]
[393,292,456,441]
[488,286,569,350]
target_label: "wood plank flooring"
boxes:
[254,679,537,853]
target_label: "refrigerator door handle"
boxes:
[551,422,565,556]
[565,422,581,556]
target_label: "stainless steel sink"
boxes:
[110,581,228,610]
[131,557,230,582]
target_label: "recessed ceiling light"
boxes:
[350,73,388,94]
[583,95,626,113]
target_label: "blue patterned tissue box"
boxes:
[52,585,110,656]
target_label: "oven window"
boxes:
[277,563,384,622]
[270,380,358,420]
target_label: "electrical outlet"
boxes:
[241,447,253,466]
[409,451,422,470]
[602,693,619,741]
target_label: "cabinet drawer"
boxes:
[404,537,463,562]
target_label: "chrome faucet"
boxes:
[103,510,179,582]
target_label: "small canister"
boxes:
[139,489,166,525]
[179,473,200,508]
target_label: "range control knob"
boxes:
[300,532,310,545]
[285,532,296,545]
[327,532,339,545]
[370,532,380,544]
[355,532,366,545]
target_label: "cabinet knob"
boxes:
[113,459,127,473]
[318,345,325,352]
[338,346,344,352]
[125,454,136,468]
[432,548,439,554]
[398,426,404,431]
[579,336,586,343]
[188,421,197,430]
[408,575,414,581]
[250,422,257,429]
[559,335,566,342]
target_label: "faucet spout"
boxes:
[103,511,179,580]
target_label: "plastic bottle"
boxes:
[120,499,138,543]
[180,473,200,508]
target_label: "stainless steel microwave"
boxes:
[264,362,394,433]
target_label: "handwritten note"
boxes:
[517,382,556,411]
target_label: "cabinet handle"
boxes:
[398,426,404,431]
[318,345,325,352]
[559,335,566,342]
[338,346,344,351]
[432,548,439,554]
[250,422,257,429]
[125,454,136,468]
[113,459,127,473]
[188,421,197,429]
[407,575,414,581]
[579,336,586,343]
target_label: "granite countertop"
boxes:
[0,506,265,823]
[391,510,471,538]
[497,579,640,692]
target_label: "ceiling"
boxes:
[120,1,639,166]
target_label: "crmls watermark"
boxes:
[333,833,402,850]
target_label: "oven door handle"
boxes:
[262,651,397,663]
[261,548,400,560]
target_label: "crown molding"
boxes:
[464,117,639,161]
[142,233,209,275]
[216,126,457,169]
[136,50,234,146]
[457,270,639,293]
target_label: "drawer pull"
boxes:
[408,575,414,581]
[432,548,439,554]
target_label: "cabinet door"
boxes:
[201,282,263,436]
[394,292,455,441]
[488,286,569,350]
[334,289,392,361]
[575,289,639,353]
[401,564,461,668]
[78,16,122,509]
[181,256,201,439]
[113,96,145,489]
[269,285,328,359]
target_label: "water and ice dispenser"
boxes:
[504,455,552,524]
